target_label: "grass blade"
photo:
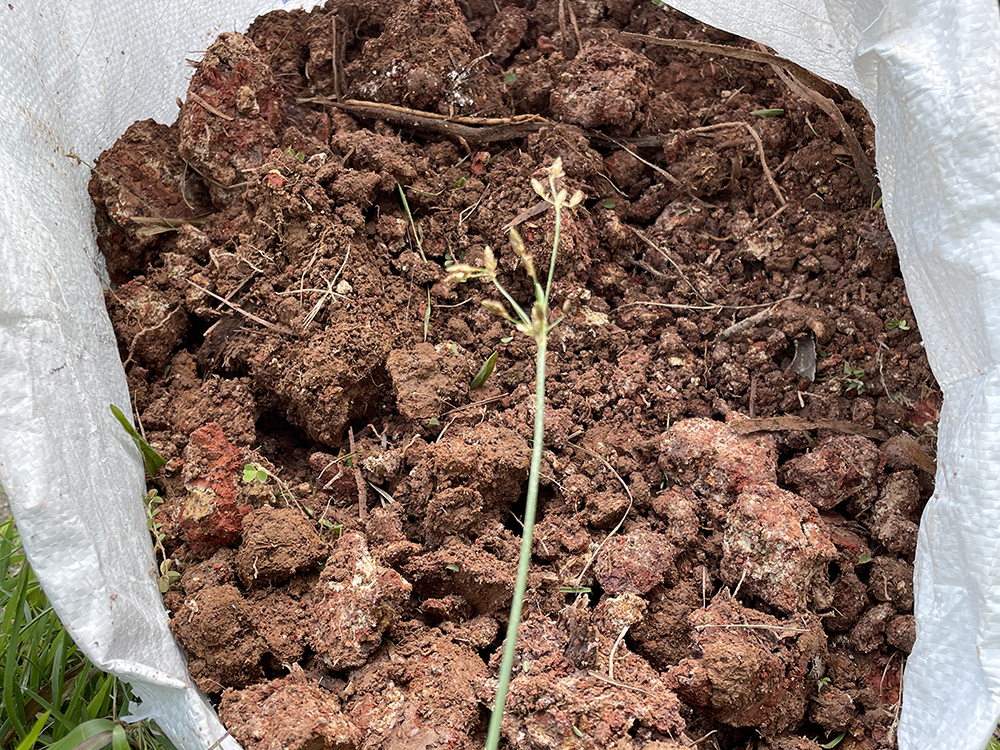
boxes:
[14,710,50,750]
[110,404,166,477]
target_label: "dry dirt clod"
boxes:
[92,1,936,746]
[307,532,412,670]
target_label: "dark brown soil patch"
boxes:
[93,1,937,747]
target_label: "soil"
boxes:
[90,1,939,748]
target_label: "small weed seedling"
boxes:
[470,351,498,389]
[242,463,269,484]
[397,184,427,262]
[841,362,865,394]
[145,490,180,593]
[445,158,583,750]
[886,317,910,331]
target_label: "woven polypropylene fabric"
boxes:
[3,0,1000,747]
[0,2,316,748]
[665,1,1000,748]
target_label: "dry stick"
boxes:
[728,415,890,441]
[567,0,582,54]
[693,622,811,634]
[558,0,569,58]
[188,91,234,121]
[184,278,296,336]
[764,57,881,203]
[608,624,630,680]
[716,300,783,339]
[569,443,634,587]
[348,426,368,520]
[609,138,714,206]
[619,32,840,101]
[587,671,662,700]
[632,227,710,303]
[331,15,342,100]
[741,122,786,205]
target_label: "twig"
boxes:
[632,228,709,303]
[567,0,582,55]
[728,415,889,441]
[331,15,342,100]
[569,443,633,587]
[349,426,368,520]
[608,138,713,206]
[188,91,235,121]
[302,97,552,147]
[558,0,569,58]
[620,33,840,101]
[741,122,785,205]
[616,292,802,314]
[716,300,785,339]
[184,278,295,336]
[587,671,661,699]
[608,624,630,681]
[762,53,880,203]
[693,622,811,633]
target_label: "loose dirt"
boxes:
[91,1,938,748]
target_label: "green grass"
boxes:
[0,518,175,750]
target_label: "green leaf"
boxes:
[503,72,517,83]
[451,177,467,189]
[110,405,166,477]
[84,674,115,721]
[602,199,616,209]
[857,552,872,565]
[819,732,846,749]
[446,564,460,572]
[427,417,440,427]
[111,722,130,750]
[14,710,50,750]
[44,721,116,750]
[471,352,499,390]
[557,586,591,594]
[751,108,784,118]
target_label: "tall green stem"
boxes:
[484,332,547,750]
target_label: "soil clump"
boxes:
[91,1,937,747]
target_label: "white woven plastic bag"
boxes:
[0,3,314,748]
[2,0,999,747]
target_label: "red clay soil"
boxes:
[91,1,937,748]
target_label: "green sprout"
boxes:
[242,463,268,484]
[397,184,427,262]
[445,158,583,750]
[470,352,499,389]
[145,490,181,593]
[283,146,306,162]
[886,317,910,331]
[111,404,166,478]
[503,72,517,84]
[841,362,865,394]
[751,108,784,118]
[602,198,616,209]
